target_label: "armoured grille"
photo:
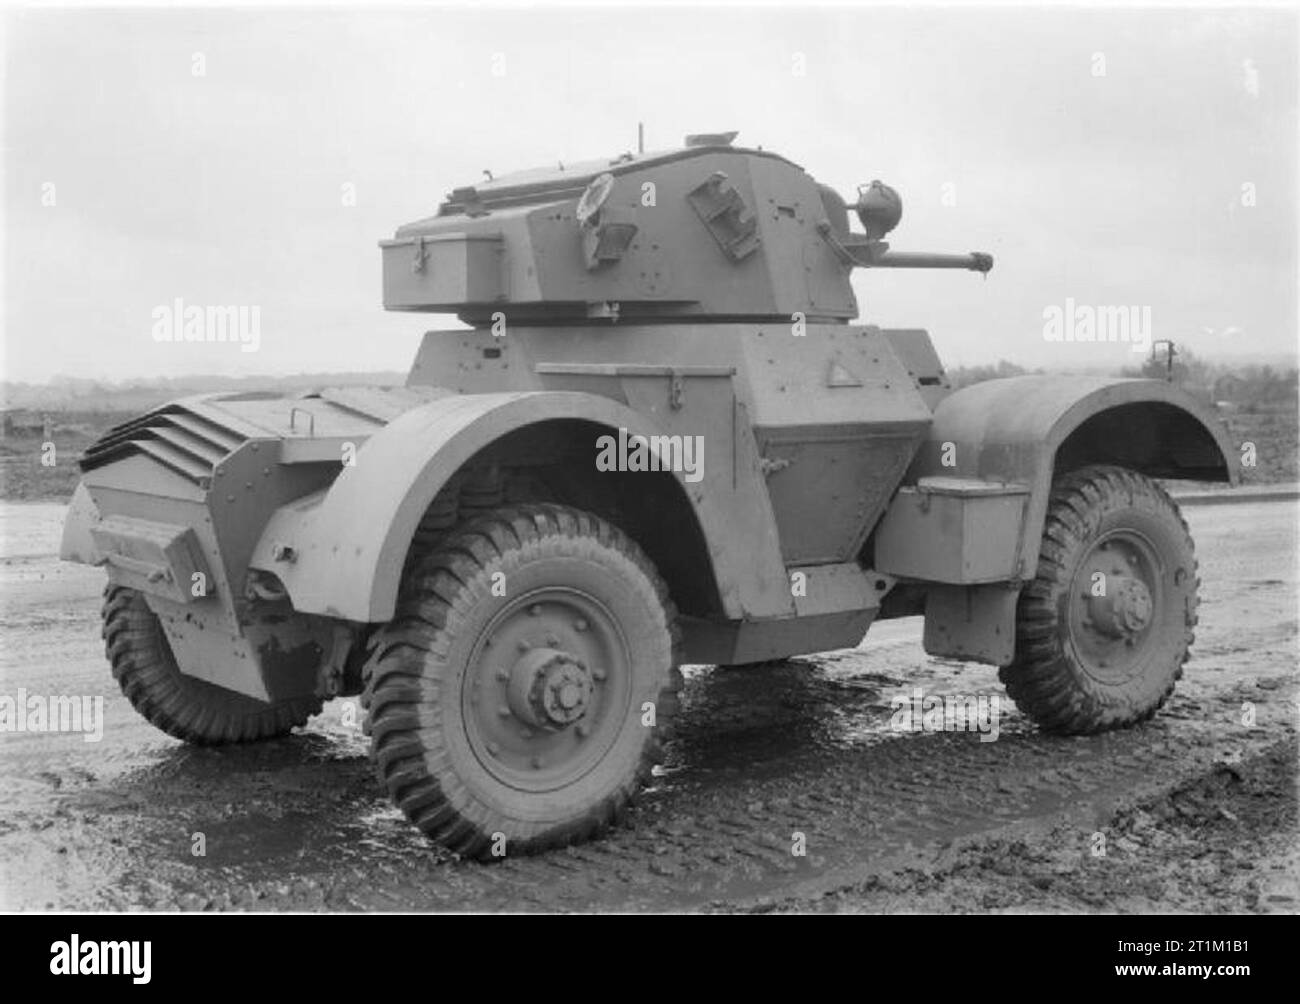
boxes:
[79,405,247,486]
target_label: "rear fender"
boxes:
[906,376,1234,667]
[908,375,1235,581]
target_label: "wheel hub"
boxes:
[1069,530,1168,684]
[1087,575,1153,638]
[466,589,631,791]
[506,647,594,729]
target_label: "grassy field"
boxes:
[0,411,119,501]
[1,403,1294,503]
[1221,408,1299,484]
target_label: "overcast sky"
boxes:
[3,4,1296,383]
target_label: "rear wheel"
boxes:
[999,465,1198,734]
[363,503,681,859]
[102,586,322,744]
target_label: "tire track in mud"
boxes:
[8,656,1290,912]
[451,677,1294,912]
[779,733,1300,914]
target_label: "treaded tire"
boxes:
[363,503,682,859]
[999,465,1198,735]
[102,585,322,744]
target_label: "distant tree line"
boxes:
[1117,349,1298,412]
[947,360,1040,389]
[947,353,1297,413]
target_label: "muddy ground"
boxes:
[0,499,1296,913]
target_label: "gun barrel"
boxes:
[873,250,993,273]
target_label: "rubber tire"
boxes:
[362,503,681,859]
[999,465,1198,735]
[103,585,323,744]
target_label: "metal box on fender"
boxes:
[874,477,1030,584]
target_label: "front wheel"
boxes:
[362,504,681,858]
[1000,465,1199,735]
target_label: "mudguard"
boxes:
[908,376,1236,581]
[249,390,788,624]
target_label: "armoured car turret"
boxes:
[381,133,990,325]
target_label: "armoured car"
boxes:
[62,133,1234,856]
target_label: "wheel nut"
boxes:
[487,742,500,756]
[574,618,588,632]
[496,669,509,681]
[545,634,559,646]
[498,705,511,717]
[518,639,530,651]
[530,756,542,769]
[575,723,589,739]
[592,668,607,681]
[529,605,541,616]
